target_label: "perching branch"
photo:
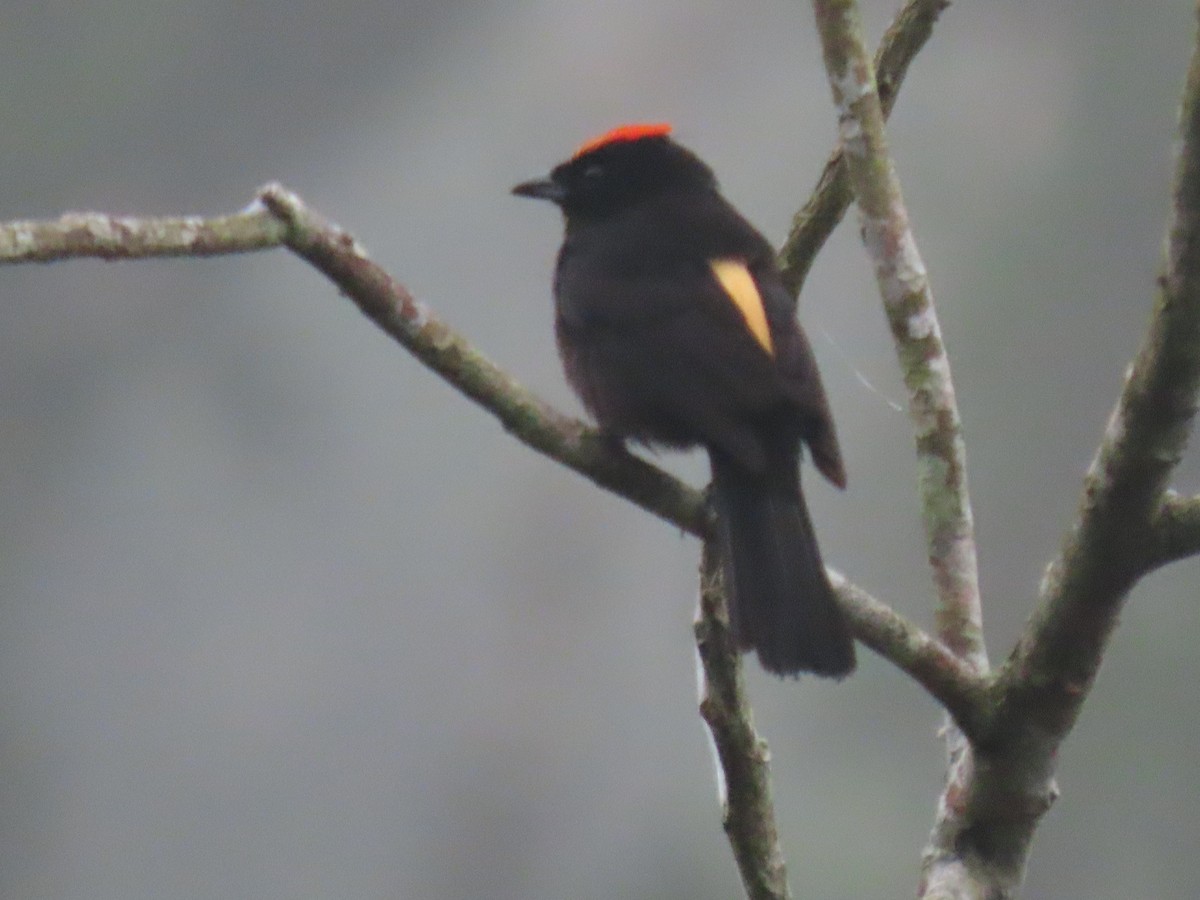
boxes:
[6,1,1200,897]
[2,11,966,894]
[695,543,791,900]
[256,187,711,535]
[0,183,987,683]
[0,179,997,899]
[0,188,709,538]
[0,206,287,261]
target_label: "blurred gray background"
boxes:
[2,2,1198,898]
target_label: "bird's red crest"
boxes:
[573,123,673,159]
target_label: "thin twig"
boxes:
[779,0,952,297]
[831,574,989,740]
[0,207,286,263]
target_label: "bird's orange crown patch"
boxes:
[573,123,673,159]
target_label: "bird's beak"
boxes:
[512,177,566,204]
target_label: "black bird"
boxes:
[513,124,854,678]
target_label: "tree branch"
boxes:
[695,543,791,900]
[0,172,993,897]
[256,186,711,535]
[991,0,1200,760]
[0,189,710,537]
[779,0,952,297]
[3,0,1195,894]
[1149,491,1200,567]
[0,186,977,678]
[0,206,286,261]
[807,2,996,896]
[831,574,989,740]
[919,4,1200,896]
[694,568,996,896]
[809,0,984,670]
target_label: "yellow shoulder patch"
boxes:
[709,259,774,356]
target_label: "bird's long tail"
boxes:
[708,448,855,677]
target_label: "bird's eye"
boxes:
[583,164,604,179]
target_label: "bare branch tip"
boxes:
[256,183,305,225]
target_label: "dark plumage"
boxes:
[514,124,854,677]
